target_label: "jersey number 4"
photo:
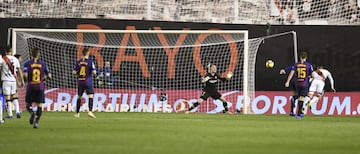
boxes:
[80,66,86,77]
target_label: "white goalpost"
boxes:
[11,28,264,114]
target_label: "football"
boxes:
[265,60,274,68]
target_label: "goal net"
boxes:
[12,28,263,114]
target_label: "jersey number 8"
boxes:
[32,69,41,82]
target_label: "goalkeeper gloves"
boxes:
[227,72,233,79]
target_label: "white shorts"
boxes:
[2,81,17,95]
[309,79,325,94]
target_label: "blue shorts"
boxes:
[77,85,94,96]
[26,90,45,104]
[296,86,308,97]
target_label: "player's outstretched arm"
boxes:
[285,70,294,87]
[91,61,97,75]
[280,66,293,75]
[23,70,28,82]
[217,73,232,81]
[328,73,335,92]
[22,61,28,82]
[17,67,25,87]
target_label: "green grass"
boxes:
[1,112,360,154]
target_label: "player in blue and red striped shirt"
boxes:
[72,48,96,118]
[23,48,52,128]
[285,52,313,119]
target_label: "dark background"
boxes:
[1,18,359,91]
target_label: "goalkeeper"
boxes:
[186,64,233,114]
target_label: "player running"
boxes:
[285,52,313,119]
[23,48,52,128]
[306,66,335,110]
[73,48,96,118]
[186,64,233,114]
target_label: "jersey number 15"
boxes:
[297,68,306,79]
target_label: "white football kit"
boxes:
[309,68,334,95]
[0,55,20,95]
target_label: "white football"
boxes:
[266,60,274,68]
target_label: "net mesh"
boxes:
[1,0,359,25]
[14,29,263,113]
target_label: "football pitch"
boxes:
[0,112,359,154]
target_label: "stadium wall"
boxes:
[1,18,359,115]
[40,88,359,116]
[1,18,359,91]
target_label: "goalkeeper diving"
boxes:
[186,64,233,114]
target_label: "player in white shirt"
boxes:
[307,66,336,109]
[0,47,25,119]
